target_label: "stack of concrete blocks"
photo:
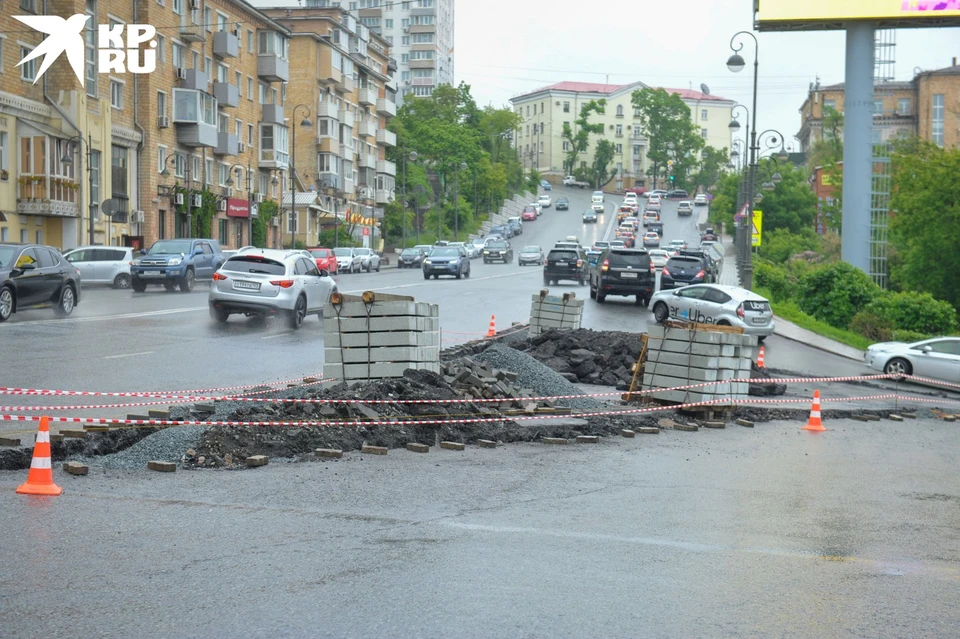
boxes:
[642,325,755,404]
[323,293,440,385]
[473,192,537,241]
[528,292,584,336]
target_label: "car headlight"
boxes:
[168,257,182,266]
[424,259,432,265]
[483,250,490,255]
[131,258,142,266]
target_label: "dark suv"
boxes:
[589,248,655,305]
[661,255,708,290]
[482,240,513,264]
[544,247,587,286]
[131,238,223,293]
[0,244,81,322]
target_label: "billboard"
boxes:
[757,1,960,31]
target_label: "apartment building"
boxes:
[0,0,300,251]
[263,3,398,248]
[509,82,733,188]
[301,0,452,104]
[797,59,960,154]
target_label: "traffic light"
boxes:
[669,174,675,183]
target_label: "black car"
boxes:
[665,189,689,199]
[661,255,708,290]
[544,247,587,286]
[647,221,664,238]
[0,243,82,322]
[423,246,470,279]
[677,249,719,282]
[489,224,513,239]
[589,248,655,305]
[482,240,513,264]
[555,197,570,211]
[397,247,425,268]
[507,220,523,236]
[582,209,598,224]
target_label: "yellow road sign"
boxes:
[751,210,763,247]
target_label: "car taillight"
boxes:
[212,272,228,281]
[270,279,295,288]
[662,267,670,277]
[736,304,745,319]
[649,262,655,272]
[601,259,609,272]
[695,270,705,279]
[576,259,582,267]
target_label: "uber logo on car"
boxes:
[671,306,718,325]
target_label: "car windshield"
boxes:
[609,252,650,268]
[149,240,192,255]
[523,207,536,213]
[333,248,353,257]
[223,256,287,275]
[557,198,568,203]
[521,247,541,254]
[400,249,419,256]
[430,248,460,258]
[309,249,331,257]
[486,242,507,250]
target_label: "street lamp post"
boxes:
[401,150,418,249]
[727,31,760,289]
[289,105,313,249]
[454,162,467,242]
[60,134,96,246]
[160,155,194,238]
[413,184,427,245]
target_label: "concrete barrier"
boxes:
[529,293,583,336]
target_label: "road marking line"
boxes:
[262,333,292,340]
[103,351,154,360]
[0,306,207,327]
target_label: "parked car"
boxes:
[0,244,81,322]
[352,247,380,272]
[490,224,513,239]
[543,247,587,286]
[209,249,336,329]
[518,245,545,266]
[677,201,694,216]
[468,239,486,257]
[529,202,543,217]
[522,205,538,221]
[694,193,708,206]
[650,284,774,339]
[660,254,708,289]
[540,179,552,191]
[647,249,671,269]
[582,209,599,224]
[537,194,552,208]
[865,337,960,383]
[563,175,590,188]
[555,197,570,211]
[454,241,480,259]
[508,220,524,236]
[333,247,363,273]
[482,240,513,264]
[650,190,668,199]
[131,238,223,293]
[62,245,134,289]
[665,189,689,199]
[642,232,661,248]
[398,247,426,268]
[307,247,339,274]
[423,245,470,280]
[589,247,655,305]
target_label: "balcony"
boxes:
[358,152,377,168]
[357,121,377,138]
[339,75,355,94]
[322,66,341,85]
[343,177,355,195]
[376,97,396,118]
[177,122,218,148]
[16,176,80,218]
[180,24,204,43]
[376,128,396,147]
[259,148,289,170]
[261,103,284,124]
[215,132,239,156]
[213,82,239,108]
[357,87,377,106]
[258,55,289,83]
[316,137,340,154]
[173,88,219,148]
[213,31,239,58]
[376,159,396,176]
[338,109,355,128]
[316,101,339,119]
[376,188,394,204]
[339,142,354,158]
[181,69,208,91]
[318,172,340,190]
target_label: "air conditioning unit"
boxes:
[222,187,233,198]
[255,193,264,203]
[217,199,227,212]
[175,193,185,205]
[555,101,560,106]
[191,194,203,207]
[237,142,245,153]
[176,67,188,80]
[403,27,409,33]
[271,217,280,227]
[157,116,170,129]
[131,211,145,223]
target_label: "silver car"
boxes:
[353,247,381,272]
[209,249,336,329]
[650,284,775,339]
[865,337,960,384]
[333,247,363,273]
[62,246,134,289]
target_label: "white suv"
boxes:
[62,246,134,289]
[537,194,552,208]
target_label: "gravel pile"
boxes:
[472,343,604,411]
[510,329,643,386]
[69,425,206,470]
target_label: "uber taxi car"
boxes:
[650,284,774,339]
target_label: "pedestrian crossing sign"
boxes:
[751,210,763,247]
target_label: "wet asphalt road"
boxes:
[1,417,958,638]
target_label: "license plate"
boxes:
[234,280,260,291]
[142,271,162,277]
[620,272,638,279]
[556,261,567,266]
[752,317,767,324]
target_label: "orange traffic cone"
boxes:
[802,390,827,432]
[485,315,496,338]
[757,345,765,369]
[16,416,63,496]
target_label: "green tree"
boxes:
[590,139,616,189]
[754,158,817,234]
[808,107,844,229]
[561,99,606,175]
[632,88,704,189]
[707,171,742,234]
[758,228,822,264]
[796,262,881,329]
[889,140,960,308]
[479,106,522,165]
[692,145,729,194]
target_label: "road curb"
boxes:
[772,316,866,362]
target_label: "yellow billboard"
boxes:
[758,1,960,30]
[751,210,763,248]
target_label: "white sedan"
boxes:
[650,284,775,339]
[865,337,960,384]
[537,194,552,208]
[695,193,708,206]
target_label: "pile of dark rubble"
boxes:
[509,328,643,386]
[749,362,787,396]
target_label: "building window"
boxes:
[615,124,623,137]
[172,42,184,68]
[219,218,227,245]
[247,30,254,53]
[110,80,123,109]
[401,36,409,46]
[633,125,642,138]
[932,94,944,146]
[873,100,884,116]
[616,105,624,117]
[218,163,229,186]
[89,150,100,206]
[633,107,641,118]
[173,0,182,15]
[247,77,254,101]
[700,109,708,121]
[0,228,7,242]
[156,35,166,63]
[157,90,167,116]
[0,132,7,173]
[19,47,36,81]
[158,147,166,173]
[85,0,97,95]
[823,99,836,112]
[20,229,28,243]
[897,98,911,116]
[159,210,166,239]
[111,145,129,213]
[563,102,570,113]
[615,144,622,154]
[205,158,213,184]
[562,140,570,152]
[248,123,255,146]
[633,144,641,156]
[701,128,708,139]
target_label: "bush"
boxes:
[796,262,882,329]
[892,329,932,343]
[754,261,791,302]
[848,310,893,342]
[861,291,957,335]
[758,228,821,264]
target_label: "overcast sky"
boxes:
[456,1,959,152]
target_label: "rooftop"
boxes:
[512,81,730,103]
